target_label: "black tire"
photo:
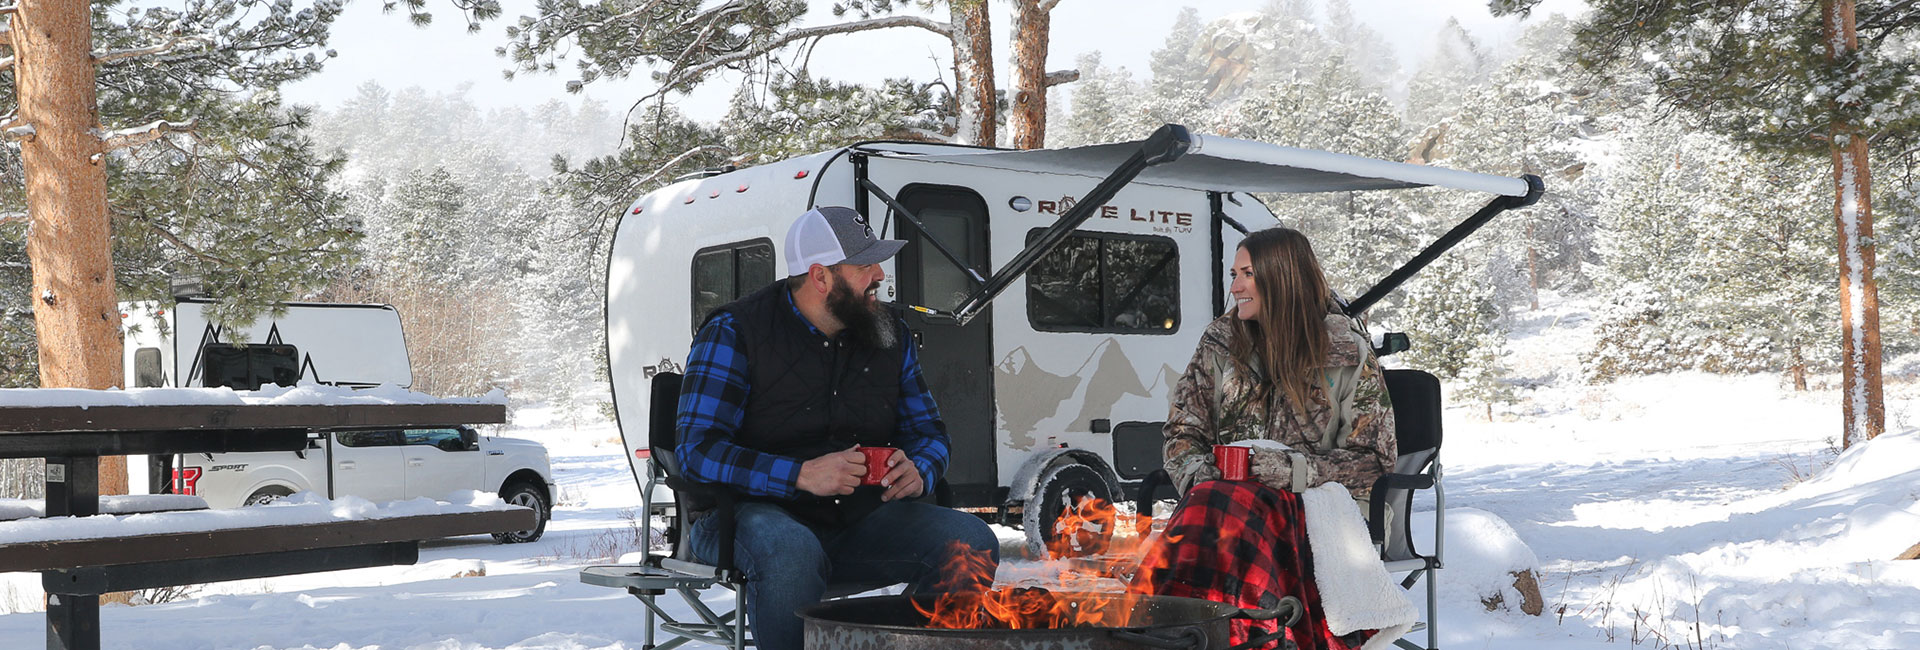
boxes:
[492,481,549,544]
[1023,462,1115,559]
[243,486,293,507]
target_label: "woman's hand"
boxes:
[1250,447,1296,490]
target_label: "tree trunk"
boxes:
[948,0,996,147]
[1822,0,1886,449]
[15,0,128,493]
[1009,0,1055,150]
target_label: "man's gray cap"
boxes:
[784,206,907,276]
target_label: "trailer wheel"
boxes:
[1023,463,1115,560]
[243,486,292,507]
[492,481,549,544]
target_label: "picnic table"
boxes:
[0,399,536,650]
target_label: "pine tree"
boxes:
[1398,252,1501,382]
[2,0,361,388]
[1143,8,1213,130]
[1493,0,1911,446]
[1055,53,1145,147]
[1405,18,1489,131]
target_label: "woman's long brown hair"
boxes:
[1229,227,1334,415]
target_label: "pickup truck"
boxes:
[167,425,554,543]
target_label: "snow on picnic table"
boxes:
[0,383,507,409]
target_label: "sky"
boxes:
[282,0,1589,119]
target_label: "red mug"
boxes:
[1214,445,1251,481]
[858,447,895,486]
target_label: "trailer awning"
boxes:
[882,133,1532,197]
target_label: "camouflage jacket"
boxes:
[1163,311,1397,503]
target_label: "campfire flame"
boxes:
[912,497,1178,630]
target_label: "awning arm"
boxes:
[858,177,986,286]
[1345,174,1546,316]
[940,124,1194,326]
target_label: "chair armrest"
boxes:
[1135,469,1171,522]
[1367,472,1435,545]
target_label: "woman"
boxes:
[1131,227,1397,650]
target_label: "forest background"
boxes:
[4,0,1920,498]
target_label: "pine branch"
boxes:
[0,212,25,226]
[98,119,197,151]
[3,123,32,143]
[563,0,671,40]
[1043,69,1079,87]
[1038,0,1062,12]
[646,14,952,105]
[0,56,12,72]
[93,35,213,65]
[108,208,232,266]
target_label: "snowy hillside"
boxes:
[1,293,1916,649]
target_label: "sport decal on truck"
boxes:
[171,467,203,496]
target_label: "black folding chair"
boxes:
[582,371,749,650]
[582,372,932,649]
[1369,368,1444,650]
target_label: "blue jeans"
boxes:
[688,500,1000,650]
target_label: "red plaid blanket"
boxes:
[1130,480,1369,650]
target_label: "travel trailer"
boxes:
[605,125,1543,551]
[121,297,413,391]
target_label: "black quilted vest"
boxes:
[710,281,905,526]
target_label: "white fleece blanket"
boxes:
[1303,482,1418,650]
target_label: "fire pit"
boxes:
[800,591,1301,650]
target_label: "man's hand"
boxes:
[879,449,925,502]
[797,447,866,497]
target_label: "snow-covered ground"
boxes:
[2,293,1917,649]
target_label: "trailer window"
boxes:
[134,347,164,387]
[199,343,301,390]
[691,239,776,334]
[915,208,978,312]
[1025,230,1180,334]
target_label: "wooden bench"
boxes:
[1,508,533,595]
[0,399,519,650]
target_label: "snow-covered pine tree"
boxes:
[1054,53,1145,147]
[1397,251,1502,383]
[1690,147,1834,386]
[1434,15,1599,313]
[1320,0,1399,95]
[1492,0,1914,446]
[1143,8,1214,131]
[1584,111,1717,381]
[1227,54,1414,305]
[1404,18,1490,132]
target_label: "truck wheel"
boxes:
[1023,463,1115,560]
[492,481,549,544]
[243,487,292,507]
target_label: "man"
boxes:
[676,206,1001,650]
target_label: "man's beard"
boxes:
[827,274,897,350]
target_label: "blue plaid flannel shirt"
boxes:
[676,293,948,500]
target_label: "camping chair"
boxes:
[1369,368,1444,650]
[1130,368,1445,650]
[580,371,749,650]
[581,371,933,650]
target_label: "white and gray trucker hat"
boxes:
[783,206,906,276]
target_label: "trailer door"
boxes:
[892,184,996,507]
